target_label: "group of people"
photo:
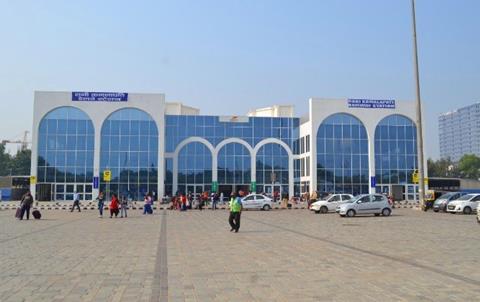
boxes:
[94,192,155,218]
[169,191,224,211]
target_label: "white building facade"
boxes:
[30,91,423,202]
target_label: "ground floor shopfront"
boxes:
[30,91,425,202]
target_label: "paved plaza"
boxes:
[1,207,479,301]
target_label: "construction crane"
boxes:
[1,131,31,151]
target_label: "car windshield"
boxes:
[438,192,457,199]
[455,194,474,201]
[348,195,366,203]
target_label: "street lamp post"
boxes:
[411,0,425,207]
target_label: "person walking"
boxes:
[97,191,105,218]
[120,194,128,218]
[109,193,119,218]
[71,191,81,212]
[19,191,34,220]
[143,194,153,215]
[308,191,317,209]
[228,191,243,233]
[211,192,217,210]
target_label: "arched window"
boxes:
[256,143,289,195]
[217,143,251,191]
[37,107,94,201]
[100,108,159,200]
[316,113,369,195]
[375,115,417,185]
[177,142,212,195]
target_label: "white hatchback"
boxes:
[447,194,480,215]
[310,194,354,214]
[241,194,273,211]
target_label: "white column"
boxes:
[368,128,376,194]
[288,156,294,198]
[92,122,101,199]
[172,156,178,194]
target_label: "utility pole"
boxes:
[411,0,425,207]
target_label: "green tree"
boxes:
[10,149,31,175]
[427,157,457,177]
[0,144,12,176]
[458,154,480,179]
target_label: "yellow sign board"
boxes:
[412,170,419,183]
[30,176,36,185]
[103,170,111,182]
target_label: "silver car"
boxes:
[433,192,467,212]
[336,194,392,217]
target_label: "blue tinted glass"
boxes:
[316,113,368,194]
[375,115,417,185]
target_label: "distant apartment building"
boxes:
[439,103,480,162]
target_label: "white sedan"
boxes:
[447,193,480,214]
[241,194,273,211]
[310,194,354,214]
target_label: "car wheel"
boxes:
[262,204,271,211]
[346,209,355,217]
[477,216,480,224]
[463,206,472,215]
[320,206,328,214]
[381,208,391,216]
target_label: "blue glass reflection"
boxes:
[316,113,369,195]
[100,108,159,200]
[374,115,417,185]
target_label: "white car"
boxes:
[241,194,273,211]
[310,194,354,214]
[446,193,480,214]
[336,194,392,217]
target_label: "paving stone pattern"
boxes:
[1,208,479,301]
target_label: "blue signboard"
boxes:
[93,176,99,189]
[348,99,395,109]
[370,176,376,188]
[72,92,128,102]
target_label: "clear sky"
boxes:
[0,0,479,158]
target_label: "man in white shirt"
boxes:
[71,191,81,212]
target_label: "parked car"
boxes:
[433,192,467,212]
[241,194,273,211]
[446,193,480,214]
[336,194,392,218]
[310,194,354,214]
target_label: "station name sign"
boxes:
[348,99,395,109]
[72,92,128,102]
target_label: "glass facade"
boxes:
[165,115,299,152]
[177,142,212,195]
[100,108,158,200]
[375,115,417,185]
[165,115,299,195]
[255,143,289,194]
[316,113,369,195]
[217,143,251,189]
[37,107,94,201]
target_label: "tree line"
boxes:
[0,144,31,176]
[428,154,480,180]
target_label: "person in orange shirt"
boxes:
[109,193,119,218]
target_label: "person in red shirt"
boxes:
[109,193,119,218]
